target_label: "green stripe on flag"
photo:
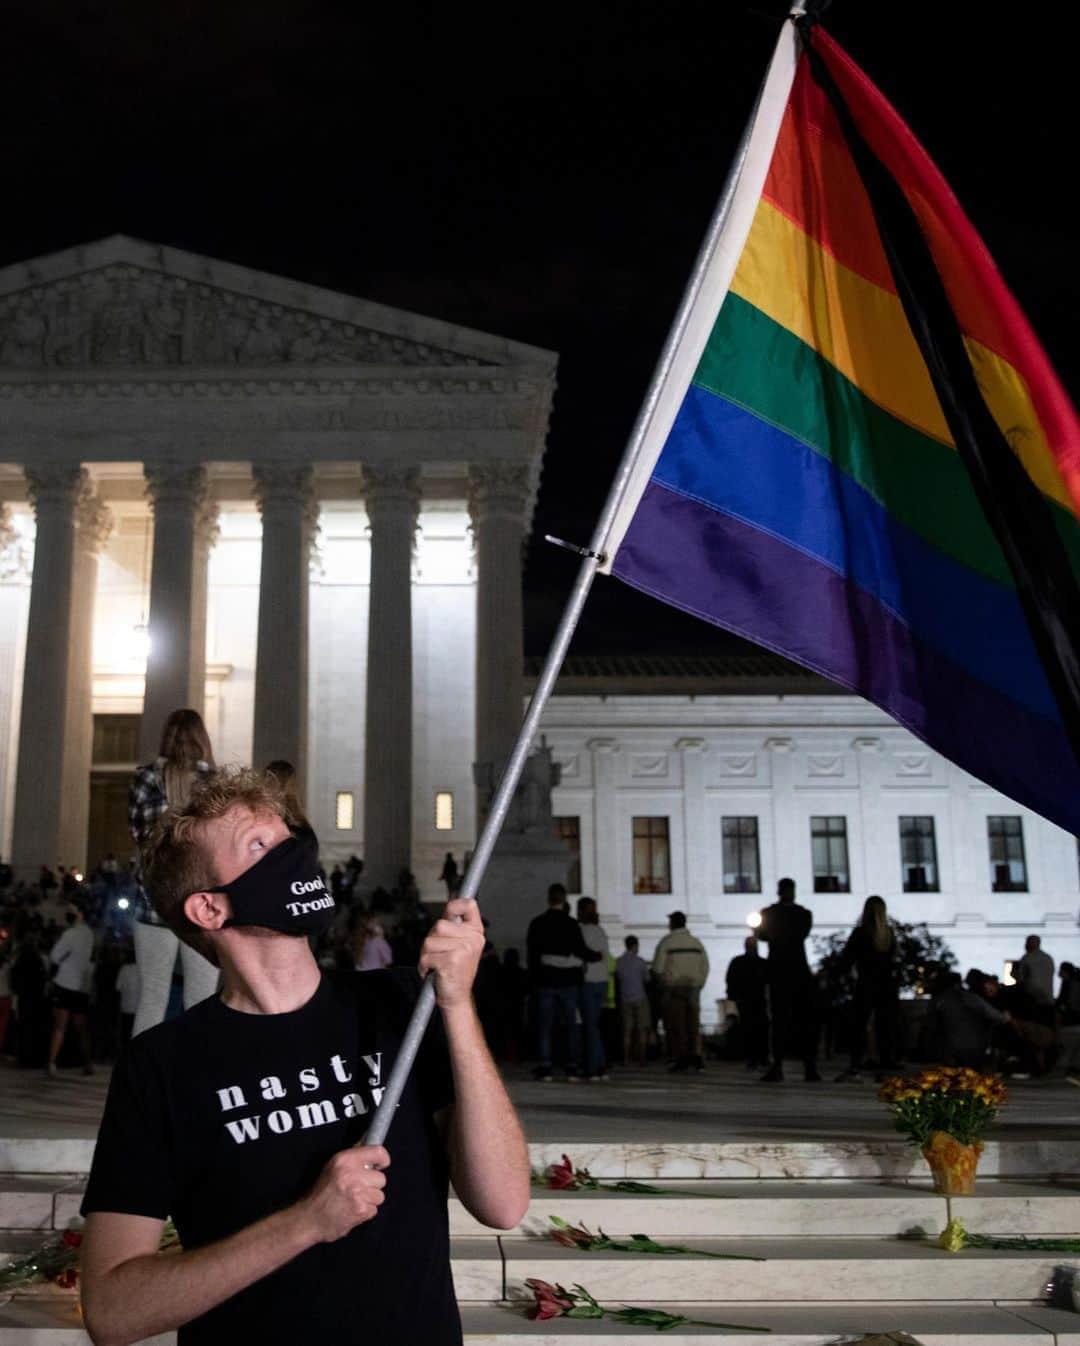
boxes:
[694,295,1080,589]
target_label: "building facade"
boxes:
[0,236,556,891]
[1,238,1077,1019]
[537,659,1080,1019]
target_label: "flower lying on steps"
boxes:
[548,1215,764,1260]
[938,1216,1080,1254]
[523,1279,770,1332]
[534,1153,667,1193]
[0,1222,181,1294]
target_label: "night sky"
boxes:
[2,0,1074,656]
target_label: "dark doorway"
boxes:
[87,714,140,870]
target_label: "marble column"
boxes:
[588,738,620,906]
[677,737,709,921]
[764,736,797,898]
[139,465,217,763]
[60,483,114,866]
[363,465,419,889]
[468,462,529,823]
[10,466,98,875]
[852,735,884,900]
[252,465,317,781]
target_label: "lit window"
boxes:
[435,792,454,831]
[811,816,850,893]
[899,816,939,892]
[335,791,354,830]
[722,817,761,893]
[632,816,671,894]
[989,816,1027,891]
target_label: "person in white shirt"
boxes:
[47,900,95,1077]
[652,911,710,1073]
[114,952,140,1045]
[576,897,610,1081]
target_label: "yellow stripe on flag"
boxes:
[731,200,1073,515]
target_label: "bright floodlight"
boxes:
[747,911,762,929]
[117,898,130,911]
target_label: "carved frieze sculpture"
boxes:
[0,264,488,370]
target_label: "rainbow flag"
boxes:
[601,15,1080,836]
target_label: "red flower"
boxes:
[525,1278,574,1320]
[549,1220,596,1250]
[61,1230,83,1249]
[547,1154,577,1190]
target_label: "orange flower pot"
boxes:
[922,1131,983,1195]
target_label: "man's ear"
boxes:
[183,889,230,933]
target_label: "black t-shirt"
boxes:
[82,968,460,1346]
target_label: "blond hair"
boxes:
[142,767,286,959]
[158,708,215,809]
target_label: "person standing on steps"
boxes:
[726,935,769,1071]
[526,883,600,1081]
[651,911,709,1073]
[757,878,820,1082]
[616,935,652,1068]
[576,897,610,1081]
[834,895,899,1081]
[45,897,95,1076]
[129,709,220,1035]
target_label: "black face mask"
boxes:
[216,834,336,936]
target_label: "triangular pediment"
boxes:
[0,235,556,373]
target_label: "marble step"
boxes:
[7,1136,1080,1180]
[501,1236,1080,1303]
[6,1174,1080,1240]
[0,1230,41,1266]
[530,1140,1080,1183]
[461,1179,1080,1239]
[0,1181,82,1234]
[1,1298,1079,1344]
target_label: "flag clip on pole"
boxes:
[361,11,800,1150]
[544,534,606,562]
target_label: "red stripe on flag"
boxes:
[811,28,1080,513]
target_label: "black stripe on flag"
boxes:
[798,17,1080,772]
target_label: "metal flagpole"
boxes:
[362,3,804,1148]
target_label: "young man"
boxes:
[80,769,529,1346]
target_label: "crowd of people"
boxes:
[723,891,1080,1085]
[4,710,1080,1092]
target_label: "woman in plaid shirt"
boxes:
[129,709,219,1034]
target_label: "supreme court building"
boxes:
[1,235,1078,1005]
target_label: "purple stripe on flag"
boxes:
[612,480,1080,833]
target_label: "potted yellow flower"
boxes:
[878,1066,1007,1194]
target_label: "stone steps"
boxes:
[4,1174,1080,1240]
[502,1235,1080,1303]
[4,1139,1080,1343]
[4,1229,1080,1305]
[2,1298,1080,1344]
[6,1136,1080,1179]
